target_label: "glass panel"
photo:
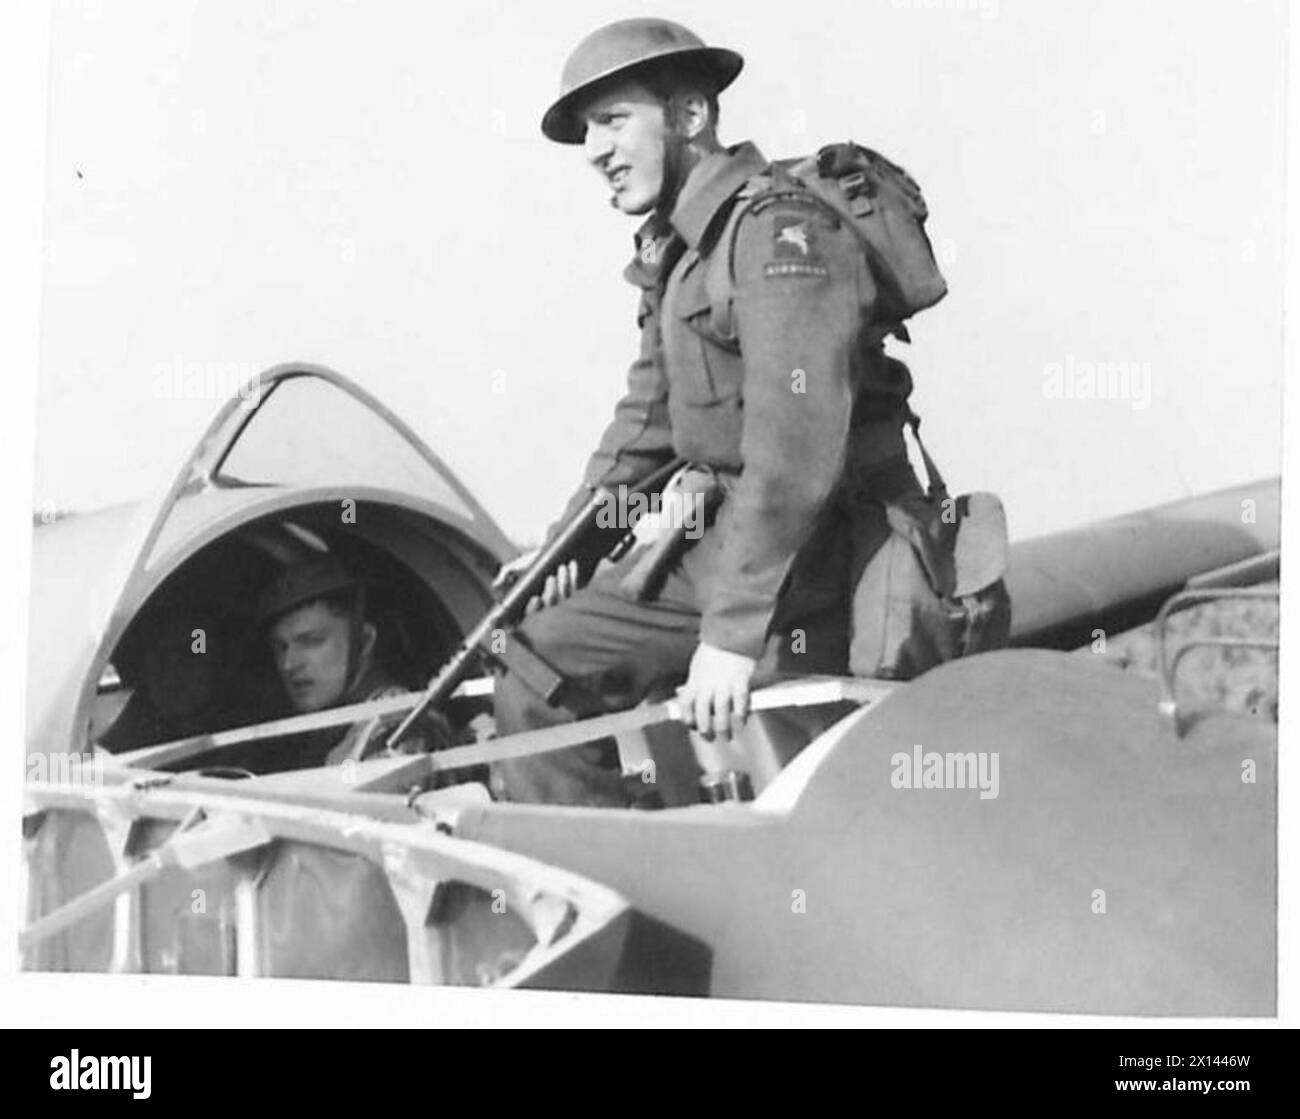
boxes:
[215,376,471,516]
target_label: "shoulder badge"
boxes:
[764,209,830,279]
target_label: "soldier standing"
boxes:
[491,18,958,806]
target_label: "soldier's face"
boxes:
[579,81,670,215]
[270,601,352,713]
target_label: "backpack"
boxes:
[704,141,949,333]
[706,143,1011,678]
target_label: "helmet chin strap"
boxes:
[654,128,695,222]
[342,584,370,699]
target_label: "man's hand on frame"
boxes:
[678,642,757,740]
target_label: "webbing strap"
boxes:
[903,407,949,503]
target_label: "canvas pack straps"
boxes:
[901,406,948,503]
[898,407,1010,602]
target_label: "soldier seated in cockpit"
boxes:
[257,557,453,768]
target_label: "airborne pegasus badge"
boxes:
[765,212,829,279]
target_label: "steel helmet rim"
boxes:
[542,21,743,143]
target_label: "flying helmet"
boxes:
[258,556,378,697]
[541,18,744,144]
[257,556,365,626]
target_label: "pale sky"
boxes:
[34,0,1288,545]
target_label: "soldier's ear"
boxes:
[359,622,377,660]
[673,89,713,141]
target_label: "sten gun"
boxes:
[385,456,686,748]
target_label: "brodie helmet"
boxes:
[541,18,743,144]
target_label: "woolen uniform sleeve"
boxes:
[549,291,677,535]
[699,198,868,659]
